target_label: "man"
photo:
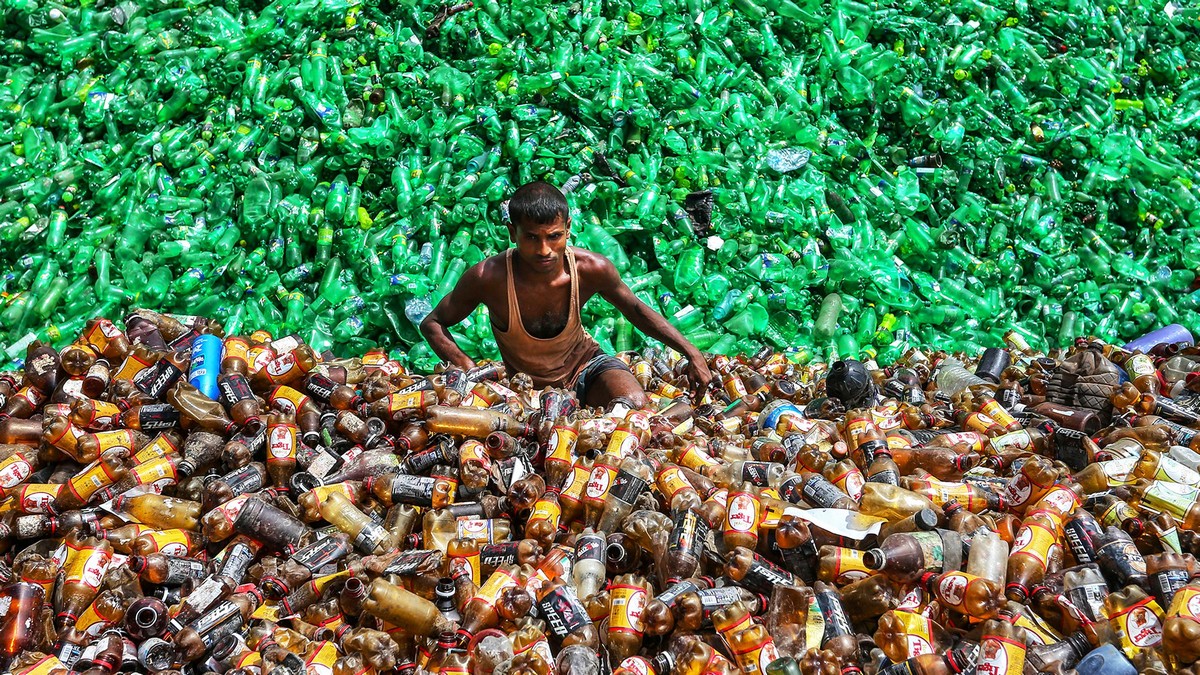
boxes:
[420,182,713,409]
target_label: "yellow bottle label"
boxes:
[14,654,65,675]
[677,443,718,470]
[67,459,120,502]
[80,400,121,430]
[1152,455,1200,487]
[891,610,936,658]
[584,461,618,504]
[93,429,136,453]
[606,429,639,457]
[113,353,152,381]
[269,386,312,415]
[1010,520,1057,570]
[64,542,112,591]
[385,390,432,412]
[529,497,561,528]
[141,529,195,556]
[1030,487,1080,516]
[656,465,691,500]
[459,440,492,471]
[826,465,865,502]
[730,628,780,674]
[1167,586,1200,619]
[129,457,178,489]
[725,491,761,534]
[1009,608,1061,646]
[448,549,481,586]
[134,433,179,463]
[546,426,578,467]
[267,424,298,460]
[821,547,874,585]
[608,584,647,635]
[977,634,1026,675]
[304,641,339,675]
[0,452,34,489]
[474,567,519,610]
[934,571,986,614]
[980,399,1018,429]
[224,337,249,365]
[15,484,62,513]
[75,596,121,636]
[963,411,1000,434]
[1108,595,1163,653]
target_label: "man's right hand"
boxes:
[684,353,714,397]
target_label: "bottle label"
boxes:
[740,461,775,487]
[816,588,853,641]
[655,579,701,608]
[68,459,120,502]
[222,464,268,496]
[353,523,388,553]
[1099,456,1139,485]
[988,429,1031,455]
[977,635,1026,675]
[64,540,112,591]
[302,373,337,402]
[388,475,436,506]
[608,469,649,505]
[731,630,779,672]
[293,536,350,572]
[265,351,297,379]
[584,462,617,502]
[1053,427,1091,470]
[1096,539,1147,579]
[267,425,297,459]
[480,542,523,569]
[941,431,985,452]
[606,429,639,457]
[382,550,440,576]
[778,475,805,504]
[657,465,692,500]
[1010,520,1056,570]
[537,584,592,637]
[827,465,865,502]
[143,529,193,557]
[15,484,60,514]
[669,509,710,561]
[1065,582,1108,623]
[0,453,33,489]
[474,567,519,610]
[1032,487,1081,516]
[676,443,718,470]
[220,538,260,581]
[134,403,181,431]
[609,583,647,635]
[529,497,561,526]
[1109,595,1163,651]
[546,426,578,467]
[1153,455,1200,487]
[1151,569,1191,607]
[456,518,495,544]
[133,360,184,399]
[460,440,492,472]
[891,610,935,657]
[699,586,748,615]
[449,548,481,585]
[268,386,311,415]
[219,373,255,407]
[740,556,797,594]
[1167,585,1200,619]
[162,556,208,585]
[822,547,873,585]
[725,492,760,533]
[1143,481,1200,518]
[799,474,848,509]
[130,457,179,490]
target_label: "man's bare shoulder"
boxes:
[465,252,509,284]
[570,247,619,280]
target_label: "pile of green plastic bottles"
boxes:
[4,0,1200,370]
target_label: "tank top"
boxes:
[492,248,600,389]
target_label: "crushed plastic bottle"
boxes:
[6,0,1200,368]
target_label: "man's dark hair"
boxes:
[509,182,569,228]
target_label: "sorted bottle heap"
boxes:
[6,312,1200,673]
[5,0,1200,367]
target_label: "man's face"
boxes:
[509,216,570,273]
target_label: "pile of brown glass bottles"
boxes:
[11,313,1200,675]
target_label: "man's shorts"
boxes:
[570,352,631,402]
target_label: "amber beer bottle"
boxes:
[1163,581,1200,666]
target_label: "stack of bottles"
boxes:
[9,312,1200,673]
[6,0,1200,366]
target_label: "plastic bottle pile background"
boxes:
[4,0,1200,369]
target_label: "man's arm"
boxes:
[591,256,714,390]
[419,261,487,371]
